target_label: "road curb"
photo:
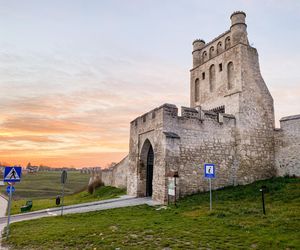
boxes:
[0,194,8,201]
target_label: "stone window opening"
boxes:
[219,63,223,72]
[202,51,207,62]
[202,72,205,80]
[152,112,156,119]
[209,46,215,59]
[195,78,200,102]
[225,36,231,49]
[209,64,216,92]
[217,41,222,54]
[142,115,146,123]
[227,61,234,89]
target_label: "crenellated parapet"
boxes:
[130,103,235,134]
[192,11,249,69]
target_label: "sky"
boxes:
[0,0,299,168]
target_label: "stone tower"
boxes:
[102,11,300,204]
[124,11,283,204]
[190,11,275,182]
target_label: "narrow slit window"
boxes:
[202,72,205,80]
[209,64,216,92]
[195,78,200,102]
[219,63,223,72]
[227,62,234,90]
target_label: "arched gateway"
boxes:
[146,145,154,196]
[138,139,154,197]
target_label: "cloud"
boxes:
[0,47,189,167]
[0,135,61,143]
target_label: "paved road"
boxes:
[0,195,160,232]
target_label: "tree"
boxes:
[26,162,32,169]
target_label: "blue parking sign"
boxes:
[204,164,215,178]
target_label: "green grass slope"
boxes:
[10,186,126,215]
[4,177,300,250]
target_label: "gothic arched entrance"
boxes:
[146,145,154,196]
[138,139,154,197]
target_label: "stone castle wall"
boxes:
[233,45,276,183]
[163,106,237,197]
[128,103,241,203]
[101,156,128,189]
[275,115,300,177]
[128,105,168,202]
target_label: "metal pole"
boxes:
[261,189,266,215]
[61,183,65,216]
[209,178,212,211]
[6,184,13,239]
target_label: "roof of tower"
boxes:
[230,11,246,19]
[192,39,205,45]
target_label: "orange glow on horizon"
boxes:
[0,152,128,168]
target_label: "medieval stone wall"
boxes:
[275,115,300,177]
[101,169,113,186]
[101,156,128,189]
[163,106,237,197]
[233,45,276,184]
[128,104,170,202]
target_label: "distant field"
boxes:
[1,171,90,199]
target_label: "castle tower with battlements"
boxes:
[101,11,300,204]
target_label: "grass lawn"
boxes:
[10,186,126,215]
[3,177,300,249]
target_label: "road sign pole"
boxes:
[61,182,65,216]
[6,183,13,239]
[209,178,212,211]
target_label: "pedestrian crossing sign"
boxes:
[4,166,22,182]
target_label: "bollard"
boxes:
[259,185,267,215]
[56,196,61,206]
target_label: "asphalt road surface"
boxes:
[0,195,160,233]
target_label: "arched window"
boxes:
[195,78,200,102]
[225,36,231,49]
[227,62,234,89]
[202,51,207,62]
[217,41,222,54]
[209,64,216,92]
[209,46,215,59]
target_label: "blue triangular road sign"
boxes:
[4,167,22,182]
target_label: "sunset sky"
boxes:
[0,0,299,168]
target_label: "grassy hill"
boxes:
[4,177,300,249]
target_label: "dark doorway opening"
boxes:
[146,145,154,197]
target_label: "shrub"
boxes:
[87,178,104,194]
